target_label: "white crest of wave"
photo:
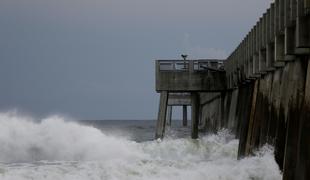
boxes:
[0,112,143,163]
[0,112,282,180]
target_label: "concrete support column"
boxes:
[166,105,172,126]
[245,80,259,155]
[155,91,169,139]
[191,92,200,139]
[182,105,187,126]
[228,89,239,133]
[237,82,255,158]
[295,58,310,180]
[282,59,306,180]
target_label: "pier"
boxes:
[154,0,310,179]
[155,59,226,139]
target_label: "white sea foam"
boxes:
[0,112,282,180]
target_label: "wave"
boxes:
[0,112,282,180]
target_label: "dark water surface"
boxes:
[79,120,191,142]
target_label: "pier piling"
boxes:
[182,105,187,126]
[166,105,172,126]
[191,92,200,139]
[155,91,168,139]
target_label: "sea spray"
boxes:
[0,112,143,163]
[0,112,282,180]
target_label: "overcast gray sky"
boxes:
[0,0,272,120]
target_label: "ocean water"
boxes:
[0,112,282,180]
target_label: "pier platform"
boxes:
[155,59,226,139]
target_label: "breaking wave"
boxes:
[0,112,282,180]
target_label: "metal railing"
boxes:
[158,60,189,71]
[193,60,224,71]
[157,60,224,72]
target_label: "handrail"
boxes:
[157,60,189,71]
[157,60,224,72]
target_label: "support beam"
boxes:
[166,105,172,126]
[155,91,169,139]
[183,105,188,126]
[295,58,310,180]
[245,80,259,155]
[191,92,200,139]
